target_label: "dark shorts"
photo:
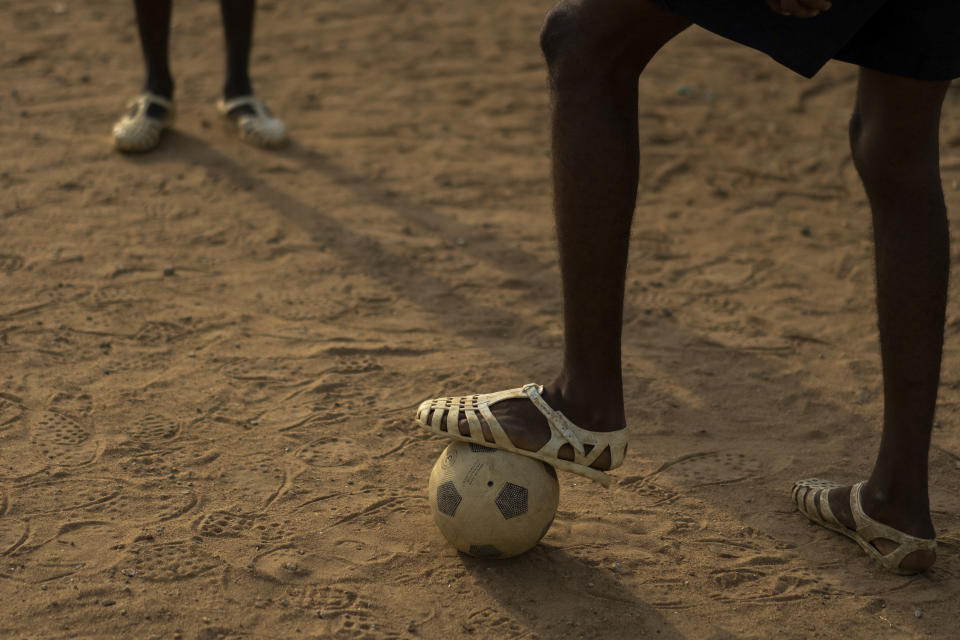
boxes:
[651,0,960,81]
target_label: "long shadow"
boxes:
[123,131,557,367]
[282,141,556,277]
[460,545,690,640]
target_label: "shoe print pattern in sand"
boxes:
[118,540,220,582]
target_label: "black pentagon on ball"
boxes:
[495,482,528,519]
[468,544,503,559]
[436,481,462,517]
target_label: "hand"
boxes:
[766,0,832,18]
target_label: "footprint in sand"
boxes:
[690,534,840,604]
[197,510,255,538]
[254,518,295,544]
[296,436,363,470]
[330,355,383,375]
[288,585,363,613]
[462,607,531,639]
[649,451,763,488]
[618,478,680,505]
[325,611,400,640]
[214,453,293,510]
[131,321,188,345]
[124,413,182,443]
[119,540,220,582]
[707,564,833,604]
[194,509,295,543]
[255,289,348,322]
[87,282,152,308]
[285,587,401,639]
[0,254,24,273]
[85,485,198,524]
[30,409,99,466]
[120,444,219,479]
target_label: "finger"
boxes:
[766,0,820,18]
[797,0,832,11]
[778,0,820,18]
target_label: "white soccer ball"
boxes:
[428,441,560,558]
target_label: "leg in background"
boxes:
[219,0,256,100]
[112,0,176,151]
[134,0,174,104]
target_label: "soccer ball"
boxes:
[428,441,560,559]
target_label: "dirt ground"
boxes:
[3,1,960,638]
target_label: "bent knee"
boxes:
[540,0,676,80]
[849,108,941,192]
[540,3,580,69]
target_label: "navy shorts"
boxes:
[652,0,960,80]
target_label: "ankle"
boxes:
[544,374,625,431]
[223,78,253,101]
[144,77,174,100]
[860,481,934,538]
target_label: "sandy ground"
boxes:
[3,1,960,638]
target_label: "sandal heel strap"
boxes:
[140,91,174,111]
[850,483,937,566]
[521,384,627,468]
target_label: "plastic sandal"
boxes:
[112,92,174,152]
[792,479,937,574]
[217,95,287,148]
[416,383,627,487]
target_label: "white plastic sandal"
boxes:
[112,92,174,152]
[792,479,937,574]
[416,383,627,487]
[217,95,287,148]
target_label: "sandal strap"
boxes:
[794,478,844,529]
[521,384,626,467]
[219,95,269,118]
[849,482,937,567]
[135,92,174,111]
[522,384,586,455]
[421,384,627,470]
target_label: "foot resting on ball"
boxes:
[416,383,627,487]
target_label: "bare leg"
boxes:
[133,0,174,113]
[455,0,689,468]
[824,68,950,571]
[219,0,256,100]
